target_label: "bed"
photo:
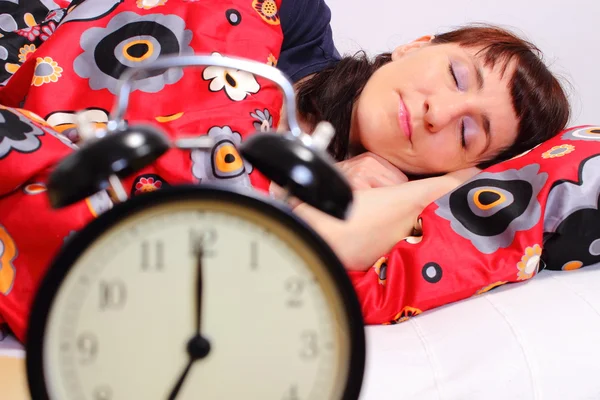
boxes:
[1,1,600,398]
[3,266,600,399]
[361,267,600,400]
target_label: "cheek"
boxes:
[355,97,399,146]
[413,135,466,172]
[354,97,386,148]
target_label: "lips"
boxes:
[398,96,412,141]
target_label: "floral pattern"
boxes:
[136,0,168,10]
[373,257,388,286]
[561,126,600,142]
[252,0,280,25]
[517,244,542,280]
[250,108,272,132]
[18,44,36,63]
[0,107,45,159]
[32,56,62,86]
[561,261,583,271]
[132,175,167,196]
[44,9,66,24]
[0,225,17,295]
[203,52,260,101]
[542,144,575,159]
[435,164,548,254]
[383,307,422,325]
[191,125,253,191]
[16,25,41,42]
[23,182,47,195]
[45,108,110,144]
[58,0,124,26]
[73,11,193,94]
[543,155,600,272]
[39,21,56,41]
[225,9,242,26]
[0,4,63,86]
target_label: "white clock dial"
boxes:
[40,200,352,400]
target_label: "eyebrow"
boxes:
[470,56,492,155]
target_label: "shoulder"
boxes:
[277,0,341,82]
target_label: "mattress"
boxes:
[2,268,599,399]
[360,267,600,400]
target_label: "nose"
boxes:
[423,93,470,133]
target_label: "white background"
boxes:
[325,0,599,127]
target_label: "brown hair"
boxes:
[295,24,570,170]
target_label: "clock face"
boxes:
[28,189,364,400]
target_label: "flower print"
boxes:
[18,44,36,63]
[541,144,575,159]
[32,57,63,87]
[136,0,168,9]
[252,0,280,25]
[40,21,57,41]
[517,244,542,280]
[202,52,260,101]
[250,108,273,132]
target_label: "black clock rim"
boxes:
[25,184,366,400]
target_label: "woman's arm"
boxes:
[292,168,480,270]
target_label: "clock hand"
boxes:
[167,335,212,399]
[167,362,192,400]
[195,241,203,333]
[166,241,211,400]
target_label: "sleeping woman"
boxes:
[278,23,570,270]
[0,0,569,341]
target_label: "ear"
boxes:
[391,35,435,61]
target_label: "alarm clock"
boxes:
[25,54,366,400]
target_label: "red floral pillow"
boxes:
[350,126,600,325]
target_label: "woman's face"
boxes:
[350,38,519,174]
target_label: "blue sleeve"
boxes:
[277,0,341,83]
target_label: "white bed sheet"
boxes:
[360,267,600,400]
[2,268,599,399]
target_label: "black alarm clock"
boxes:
[25,54,365,400]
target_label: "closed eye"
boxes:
[449,64,459,87]
[449,64,467,148]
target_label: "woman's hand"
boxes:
[291,166,483,271]
[269,152,408,208]
[335,152,408,190]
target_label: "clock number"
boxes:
[282,385,300,400]
[99,280,127,310]
[76,332,98,365]
[299,331,318,360]
[93,385,112,400]
[285,277,304,308]
[141,240,164,271]
[189,227,217,257]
